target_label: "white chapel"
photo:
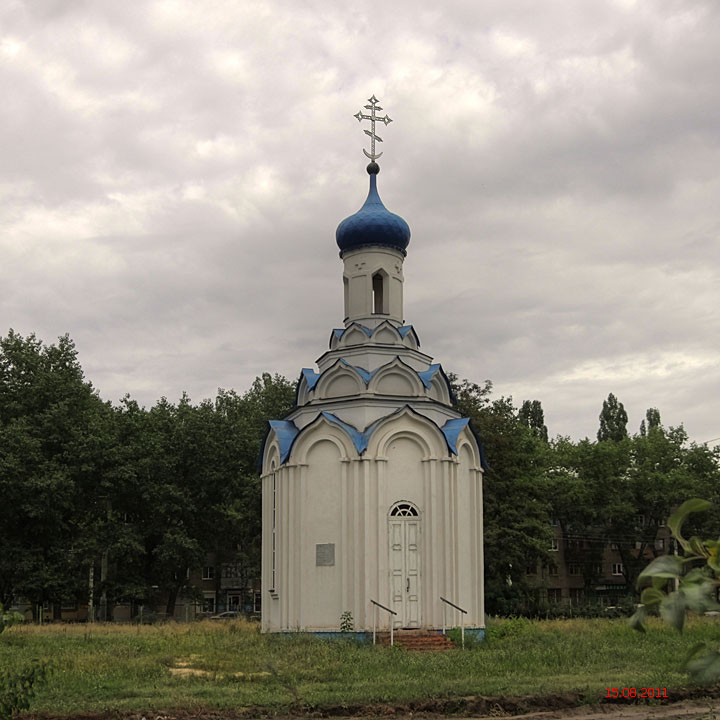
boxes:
[260,96,486,635]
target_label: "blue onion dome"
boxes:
[336,164,411,256]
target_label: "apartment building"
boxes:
[527,518,671,606]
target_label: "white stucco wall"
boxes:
[261,413,484,633]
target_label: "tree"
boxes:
[597,392,628,442]
[452,377,553,614]
[639,407,661,436]
[546,415,719,598]
[111,374,295,617]
[214,373,295,584]
[519,400,549,442]
[0,330,110,614]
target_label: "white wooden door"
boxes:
[389,518,421,627]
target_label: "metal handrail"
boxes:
[370,599,397,646]
[440,596,467,614]
[440,596,468,648]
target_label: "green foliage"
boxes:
[0,329,295,617]
[451,377,554,614]
[630,498,720,683]
[339,611,354,633]
[444,626,482,649]
[0,605,23,635]
[3,327,718,628]
[597,392,628,442]
[0,330,111,611]
[518,400,548,442]
[546,416,718,596]
[640,408,662,436]
[0,661,48,720]
[485,615,536,642]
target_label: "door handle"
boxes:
[406,578,410,592]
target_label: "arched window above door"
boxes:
[390,501,419,517]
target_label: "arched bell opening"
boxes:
[372,270,389,315]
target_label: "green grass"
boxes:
[2,616,719,714]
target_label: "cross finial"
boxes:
[354,94,392,162]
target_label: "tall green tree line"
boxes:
[0,330,294,617]
[1,330,718,617]
[453,380,719,614]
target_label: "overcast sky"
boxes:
[2,0,719,444]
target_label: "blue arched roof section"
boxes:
[439,417,488,469]
[440,418,469,454]
[417,363,441,389]
[340,359,378,385]
[329,323,420,349]
[269,420,300,464]
[299,356,455,408]
[396,325,420,347]
[301,368,321,390]
[259,406,488,470]
[320,411,383,455]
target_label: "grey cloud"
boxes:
[1,0,718,443]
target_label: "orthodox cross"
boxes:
[354,95,392,161]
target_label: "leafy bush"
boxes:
[485,615,535,642]
[0,661,48,720]
[0,606,23,635]
[445,627,483,649]
[339,611,354,633]
[630,498,720,683]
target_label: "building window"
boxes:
[253,592,262,613]
[548,588,562,603]
[656,538,665,550]
[569,588,583,605]
[551,518,559,527]
[271,470,277,592]
[610,542,619,550]
[202,595,215,613]
[202,566,215,580]
[569,563,581,575]
[612,563,624,576]
[549,564,559,577]
[550,538,559,551]
[390,502,419,517]
[594,563,604,576]
[227,594,241,610]
[635,541,642,550]
[372,273,384,314]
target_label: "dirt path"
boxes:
[484,699,719,720]
[22,691,720,720]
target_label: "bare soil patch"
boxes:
[19,687,720,720]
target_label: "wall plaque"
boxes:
[316,543,335,566]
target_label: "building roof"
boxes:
[335,170,411,255]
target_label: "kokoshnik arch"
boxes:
[260,96,487,635]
